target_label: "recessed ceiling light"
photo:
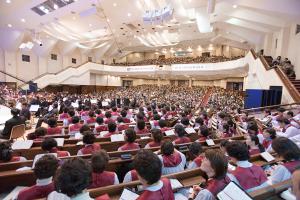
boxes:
[89,24,92,27]
[233,4,238,8]
[7,24,12,28]
[72,16,76,20]
[107,18,110,22]
[113,3,117,7]
[21,18,25,22]
[6,0,11,3]
[188,0,192,2]
[127,13,131,17]
[53,4,58,10]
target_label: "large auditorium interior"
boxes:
[1,0,300,199]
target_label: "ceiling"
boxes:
[0,0,300,58]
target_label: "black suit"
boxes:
[0,116,25,139]
[20,108,31,121]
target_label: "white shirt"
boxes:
[277,126,300,138]
[268,165,292,185]
[158,151,186,175]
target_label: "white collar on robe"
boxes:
[36,177,52,186]
[144,180,163,192]
[236,160,253,168]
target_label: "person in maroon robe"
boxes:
[135,120,149,135]
[189,149,234,200]
[132,149,174,200]
[118,128,140,151]
[269,137,300,184]
[77,132,101,155]
[89,150,119,189]
[0,141,27,163]
[49,157,108,199]
[41,138,70,157]
[246,134,265,156]
[69,116,83,134]
[159,119,171,133]
[226,141,269,192]
[116,117,129,132]
[173,124,191,144]
[187,142,205,169]
[46,118,63,135]
[94,117,108,133]
[17,155,58,200]
[291,167,300,200]
[145,128,163,148]
[102,122,118,138]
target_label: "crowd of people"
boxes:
[0,85,299,200]
[111,55,243,66]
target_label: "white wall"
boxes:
[244,51,294,104]
[95,75,122,86]
[287,24,300,78]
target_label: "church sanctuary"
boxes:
[1,0,300,199]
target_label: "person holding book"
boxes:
[77,132,101,155]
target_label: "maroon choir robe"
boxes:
[50,147,70,157]
[103,131,118,138]
[283,160,300,173]
[87,117,96,124]
[111,112,120,117]
[137,178,174,200]
[232,164,268,190]
[17,182,54,200]
[118,124,129,131]
[119,142,140,151]
[69,123,83,132]
[193,155,205,167]
[95,194,111,200]
[146,141,161,148]
[89,171,116,189]
[0,156,22,163]
[163,152,182,167]
[104,118,115,124]
[59,113,69,120]
[205,176,231,196]
[80,143,101,155]
[95,125,108,133]
[47,127,62,135]
[123,117,131,123]
[173,136,191,144]
[248,148,261,156]
[136,128,149,135]
[262,139,272,149]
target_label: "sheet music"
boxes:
[228,163,236,171]
[111,134,125,142]
[32,153,57,168]
[185,127,196,134]
[217,182,252,200]
[120,188,140,200]
[141,136,150,139]
[102,101,109,106]
[206,139,215,146]
[74,132,83,139]
[91,99,97,104]
[12,140,33,150]
[165,130,175,136]
[71,102,79,108]
[170,179,183,190]
[3,186,28,200]
[54,138,64,147]
[260,152,275,162]
[100,131,109,137]
[29,105,39,112]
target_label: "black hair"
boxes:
[83,132,96,144]
[125,128,137,143]
[151,128,163,143]
[264,128,277,139]
[133,149,162,185]
[41,138,58,151]
[105,111,112,118]
[205,149,228,179]
[175,124,186,137]
[181,117,190,126]
[117,116,123,123]
[11,108,20,117]
[96,117,103,124]
[72,116,80,124]
[248,134,265,153]
[158,119,167,128]
[272,137,300,161]
[121,110,127,118]
[80,125,91,134]
[108,122,117,132]
[34,154,58,179]
[161,140,174,156]
[199,126,209,137]
[47,118,57,128]
[55,157,91,197]
[226,141,250,161]
[137,120,146,130]
[0,141,13,161]
[91,150,109,173]
[189,142,203,156]
[153,114,161,121]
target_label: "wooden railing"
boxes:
[241,102,300,113]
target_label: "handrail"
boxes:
[241,102,300,112]
[259,55,300,102]
[250,49,257,59]
[0,70,27,84]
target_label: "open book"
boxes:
[185,127,196,134]
[206,139,215,146]
[54,138,64,147]
[120,188,140,200]
[217,182,253,200]
[165,130,175,136]
[12,140,33,150]
[111,134,125,142]
[260,152,275,162]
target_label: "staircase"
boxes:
[200,89,212,106]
